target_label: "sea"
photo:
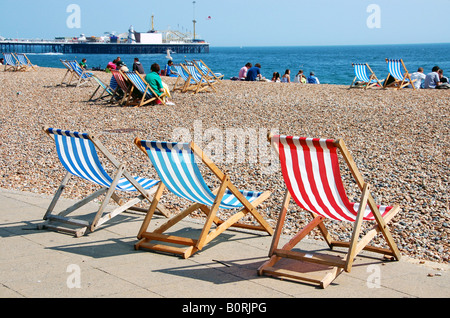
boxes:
[24,43,450,85]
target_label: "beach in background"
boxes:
[0,66,448,264]
[21,43,450,85]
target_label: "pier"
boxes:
[0,41,209,55]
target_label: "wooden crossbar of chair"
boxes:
[40,127,169,237]
[133,139,273,259]
[258,134,401,288]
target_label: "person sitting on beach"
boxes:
[79,58,87,69]
[144,63,174,105]
[436,69,450,89]
[132,58,145,74]
[0,57,3,65]
[271,72,281,82]
[410,67,426,89]
[307,72,320,84]
[294,70,307,83]
[424,66,441,89]
[114,57,129,72]
[106,61,116,73]
[246,63,264,81]
[281,69,291,83]
[163,60,178,77]
[238,63,252,80]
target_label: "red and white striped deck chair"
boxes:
[258,134,401,288]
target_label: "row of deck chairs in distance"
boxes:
[59,59,167,106]
[350,58,418,90]
[2,52,36,71]
[171,59,223,94]
[40,126,402,288]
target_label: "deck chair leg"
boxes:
[345,183,370,272]
[43,172,72,220]
[196,176,230,250]
[90,164,125,232]
[137,182,166,238]
[268,190,291,257]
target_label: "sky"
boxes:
[1,0,449,47]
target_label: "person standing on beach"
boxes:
[410,67,426,89]
[238,62,252,80]
[245,63,263,81]
[424,66,441,89]
[307,72,320,84]
[132,58,145,74]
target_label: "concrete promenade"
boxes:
[1,188,448,302]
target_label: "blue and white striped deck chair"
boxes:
[134,139,273,258]
[67,60,93,87]
[184,63,217,94]
[193,59,224,80]
[2,53,20,71]
[41,127,168,237]
[122,71,167,106]
[349,63,382,89]
[16,53,36,71]
[172,63,198,93]
[384,59,416,90]
[89,75,115,102]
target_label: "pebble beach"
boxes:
[0,66,448,264]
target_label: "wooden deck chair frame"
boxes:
[134,139,274,259]
[258,134,401,288]
[41,127,169,237]
[89,75,115,102]
[3,53,22,71]
[183,63,218,94]
[15,53,37,71]
[192,59,224,81]
[109,69,132,106]
[383,59,416,90]
[59,59,76,85]
[171,63,198,93]
[349,63,382,89]
[69,60,94,87]
[122,71,167,107]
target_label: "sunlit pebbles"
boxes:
[0,67,448,263]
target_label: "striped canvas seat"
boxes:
[122,71,166,106]
[139,140,261,209]
[89,75,114,102]
[134,139,273,258]
[384,59,416,90]
[350,63,381,89]
[48,128,158,191]
[3,53,20,71]
[258,134,401,288]
[41,127,166,237]
[67,60,93,87]
[193,59,224,80]
[275,135,392,221]
[15,53,36,71]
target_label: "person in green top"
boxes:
[144,63,164,97]
[79,58,87,69]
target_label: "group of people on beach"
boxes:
[81,56,175,105]
[234,62,320,84]
[409,66,449,89]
